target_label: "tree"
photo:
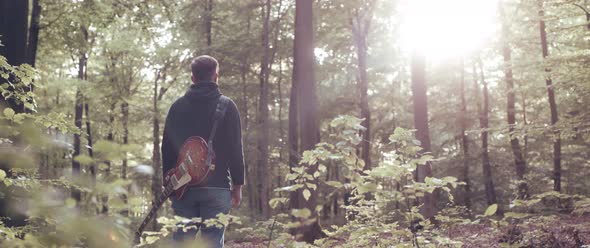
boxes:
[459,59,471,208]
[410,51,435,218]
[205,0,214,49]
[0,0,39,113]
[500,2,528,199]
[351,1,375,171]
[476,58,498,206]
[72,25,89,204]
[291,0,323,242]
[26,0,41,67]
[537,0,561,192]
[257,0,272,218]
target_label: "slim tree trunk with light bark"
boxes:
[84,99,95,185]
[351,8,373,170]
[538,0,561,192]
[256,0,272,218]
[72,54,86,203]
[500,2,528,199]
[459,59,471,209]
[410,51,435,218]
[477,59,498,206]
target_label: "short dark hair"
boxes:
[191,55,218,81]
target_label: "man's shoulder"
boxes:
[220,95,238,112]
[165,97,189,118]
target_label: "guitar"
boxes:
[133,136,215,244]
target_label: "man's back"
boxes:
[161,81,244,188]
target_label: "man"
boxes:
[161,55,245,247]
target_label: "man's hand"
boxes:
[230,185,242,209]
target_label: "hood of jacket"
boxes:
[184,81,222,101]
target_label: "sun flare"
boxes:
[399,0,499,61]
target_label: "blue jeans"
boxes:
[171,187,231,248]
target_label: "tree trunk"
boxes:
[205,0,213,49]
[459,59,471,209]
[351,9,372,171]
[72,55,86,203]
[0,0,28,66]
[151,71,163,230]
[102,102,116,214]
[121,100,129,216]
[538,0,561,192]
[477,59,498,206]
[277,58,285,189]
[288,51,300,223]
[26,0,41,67]
[257,0,272,218]
[84,99,95,185]
[291,0,323,242]
[0,0,29,113]
[410,51,435,218]
[500,2,528,199]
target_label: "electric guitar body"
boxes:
[133,136,215,245]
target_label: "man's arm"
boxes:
[225,100,245,208]
[226,99,245,186]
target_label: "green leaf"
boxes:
[145,235,159,244]
[0,169,5,180]
[3,108,15,119]
[65,198,76,208]
[303,189,311,201]
[291,208,311,219]
[274,184,304,192]
[74,154,94,166]
[325,181,343,188]
[484,204,498,216]
[269,198,288,209]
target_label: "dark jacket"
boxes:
[161,82,245,188]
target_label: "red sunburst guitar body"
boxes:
[165,136,216,198]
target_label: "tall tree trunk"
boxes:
[26,0,41,67]
[292,0,323,242]
[0,0,28,66]
[84,99,95,185]
[500,2,528,199]
[477,59,498,206]
[277,57,285,189]
[72,54,87,203]
[0,0,29,113]
[240,12,257,213]
[538,0,561,192]
[410,51,435,218]
[459,59,471,209]
[102,102,116,214]
[205,0,213,49]
[288,54,300,222]
[0,0,29,223]
[351,9,373,171]
[121,100,129,216]
[257,0,272,218]
[151,71,163,230]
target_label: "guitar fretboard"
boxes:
[133,181,176,243]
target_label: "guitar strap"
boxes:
[205,95,230,170]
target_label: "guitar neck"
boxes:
[133,182,176,243]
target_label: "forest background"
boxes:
[1,0,590,247]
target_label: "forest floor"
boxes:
[225,215,590,247]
